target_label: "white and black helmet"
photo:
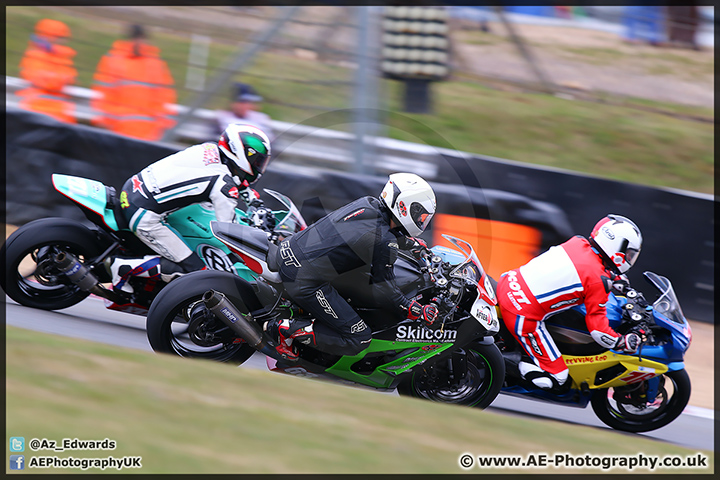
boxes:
[380,173,436,237]
[218,124,271,184]
[589,214,642,274]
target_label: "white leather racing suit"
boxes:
[119,142,256,263]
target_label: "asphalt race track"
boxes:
[5,295,714,452]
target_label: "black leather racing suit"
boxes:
[277,196,416,356]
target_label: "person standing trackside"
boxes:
[17,19,77,124]
[91,24,176,141]
[215,83,274,141]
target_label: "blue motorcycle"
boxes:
[1,174,306,316]
[493,272,692,432]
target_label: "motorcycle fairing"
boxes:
[52,174,121,231]
[565,352,668,389]
[210,220,282,283]
[324,339,455,389]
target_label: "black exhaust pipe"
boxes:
[202,289,293,363]
[53,251,127,304]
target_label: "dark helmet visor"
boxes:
[410,201,433,232]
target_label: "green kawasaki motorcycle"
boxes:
[146,219,505,408]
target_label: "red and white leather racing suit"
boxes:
[497,235,621,376]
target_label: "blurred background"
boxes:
[6,5,713,188]
[5,4,714,321]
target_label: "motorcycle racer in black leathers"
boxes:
[264,173,438,360]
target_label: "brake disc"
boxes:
[187,302,227,347]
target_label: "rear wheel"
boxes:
[591,369,691,433]
[397,343,505,409]
[146,270,257,365]
[2,219,104,310]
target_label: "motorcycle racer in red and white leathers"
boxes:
[497,215,643,390]
[109,124,271,294]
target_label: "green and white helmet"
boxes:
[218,124,271,184]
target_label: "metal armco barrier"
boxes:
[4,108,713,324]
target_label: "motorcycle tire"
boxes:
[590,369,691,433]
[146,270,256,365]
[2,218,104,310]
[396,342,505,409]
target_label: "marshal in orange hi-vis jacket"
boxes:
[17,19,77,124]
[91,25,176,141]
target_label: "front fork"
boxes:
[426,350,470,389]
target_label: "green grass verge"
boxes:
[5,7,714,194]
[6,326,714,474]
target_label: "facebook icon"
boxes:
[10,455,25,470]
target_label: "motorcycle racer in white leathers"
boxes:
[109,124,271,294]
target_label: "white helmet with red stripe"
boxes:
[380,173,436,237]
[589,214,642,274]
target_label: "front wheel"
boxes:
[146,270,257,365]
[591,369,691,433]
[397,342,505,409]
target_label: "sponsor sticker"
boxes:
[280,240,301,268]
[565,354,607,365]
[505,270,531,309]
[527,333,543,356]
[350,320,367,333]
[343,208,365,221]
[198,244,234,272]
[68,177,87,197]
[131,175,143,193]
[550,298,579,309]
[602,226,615,240]
[316,290,338,319]
[202,143,220,165]
[398,200,407,217]
[396,325,457,342]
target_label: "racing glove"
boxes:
[407,300,439,328]
[408,237,430,259]
[614,333,641,353]
[248,197,265,209]
[610,275,631,295]
[239,185,263,209]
